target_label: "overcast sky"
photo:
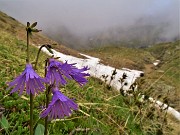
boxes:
[0,0,179,48]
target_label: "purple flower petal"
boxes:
[40,87,78,120]
[7,64,46,95]
[45,58,89,86]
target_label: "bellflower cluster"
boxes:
[7,64,45,95]
[6,22,89,134]
[41,58,89,119]
[7,59,89,120]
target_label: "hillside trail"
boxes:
[144,63,154,74]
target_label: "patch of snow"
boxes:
[149,97,180,121]
[153,60,160,66]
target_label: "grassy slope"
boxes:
[82,46,155,70]
[146,41,180,87]
[0,11,179,134]
[144,41,180,134]
[145,41,180,109]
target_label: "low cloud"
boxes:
[0,0,179,49]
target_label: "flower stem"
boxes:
[34,45,46,70]
[30,93,34,135]
[45,86,50,135]
[27,22,30,63]
[26,22,33,135]
[44,59,49,135]
[34,44,52,70]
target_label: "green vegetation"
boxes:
[0,11,179,134]
[144,41,180,112]
[146,41,180,86]
[83,46,155,70]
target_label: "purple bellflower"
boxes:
[46,58,90,86]
[7,64,45,95]
[61,61,90,86]
[45,58,67,86]
[40,87,78,120]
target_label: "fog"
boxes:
[0,0,179,49]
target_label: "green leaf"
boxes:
[0,115,9,129]
[31,28,41,33]
[30,22,37,28]
[35,124,45,135]
[27,22,30,27]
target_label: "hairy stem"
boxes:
[30,93,34,135]
[27,22,33,135]
[44,59,49,135]
[34,44,46,70]
[27,23,30,63]
[44,86,50,135]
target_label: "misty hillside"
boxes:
[44,22,180,50]
[43,16,179,50]
[0,10,180,134]
[0,11,84,58]
[0,1,179,50]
